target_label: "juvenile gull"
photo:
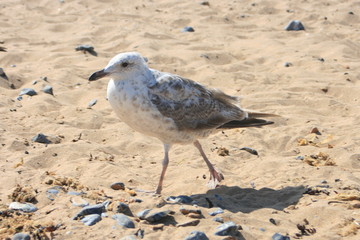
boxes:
[89,52,276,194]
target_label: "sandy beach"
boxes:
[1,0,360,239]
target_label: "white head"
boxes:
[89,52,149,82]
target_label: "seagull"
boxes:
[89,52,276,194]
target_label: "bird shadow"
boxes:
[189,185,306,214]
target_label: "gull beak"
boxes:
[89,69,108,81]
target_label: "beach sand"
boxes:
[0,0,359,239]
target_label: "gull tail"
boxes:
[218,111,279,129]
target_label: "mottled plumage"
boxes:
[89,52,275,194]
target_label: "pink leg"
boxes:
[155,144,171,194]
[193,140,224,188]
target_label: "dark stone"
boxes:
[184,231,209,240]
[12,233,31,240]
[181,26,195,32]
[116,202,133,216]
[166,195,194,204]
[0,68,8,80]
[272,233,291,240]
[284,20,305,31]
[112,213,135,228]
[214,221,239,236]
[137,209,151,219]
[80,214,102,226]
[42,85,53,95]
[110,182,125,190]
[75,44,97,56]
[19,88,37,96]
[32,133,51,144]
[73,203,106,220]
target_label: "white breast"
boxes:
[107,79,198,144]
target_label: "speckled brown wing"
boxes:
[148,70,247,131]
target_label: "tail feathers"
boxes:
[218,118,274,129]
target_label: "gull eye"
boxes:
[121,62,129,68]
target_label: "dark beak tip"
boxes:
[88,69,107,81]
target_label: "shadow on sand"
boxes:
[190,185,306,214]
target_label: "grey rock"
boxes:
[16,96,23,101]
[136,209,151,219]
[214,221,239,236]
[177,219,200,227]
[166,195,193,204]
[75,44,97,56]
[181,26,195,32]
[184,231,209,240]
[179,207,202,215]
[285,20,305,31]
[42,85,53,95]
[110,182,125,190]
[9,202,38,213]
[80,214,101,226]
[284,62,293,67]
[212,217,224,223]
[87,99,97,108]
[112,213,135,228]
[73,203,106,220]
[116,202,133,216]
[209,207,224,216]
[144,210,172,222]
[295,155,304,160]
[32,133,51,144]
[272,233,290,240]
[19,88,37,96]
[46,186,62,200]
[12,232,31,240]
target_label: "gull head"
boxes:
[89,52,148,81]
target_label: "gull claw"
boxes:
[207,167,224,189]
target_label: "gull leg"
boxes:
[155,144,171,194]
[193,140,224,188]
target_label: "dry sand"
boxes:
[1,0,360,239]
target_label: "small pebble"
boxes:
[136,229,144,238]
[214,221,239,236]
[16,96,23,101]
[112,213,135,228]
[42,85,54,95]
[269,218,278,225]
[72,203,106,220]
[181,26,195,32]
[179,207,202,215]
[19,88,37,96]
[200,1,210,6]
[166,195,193,204]
[213,217,224,223]
[136,209,152,219]
[80,214,102,226]
[284,62,292,67]
[177,219,200,227]
[9,202,38,213]
[75,44,97,56]
[67,191,83,196]
[185,231,209,240]
[259,227,266,232]
[321,180,328,184]
[209,207,224,216]
[295,156,304,160]
[239,147,259,156]
[87,99,97,108]
[144,210,173,222]
[32,133,51,144]
[46,186,62,201]
[110,182,125,190]
[284,20,305,31]
[0,68,8,80]
[272,233,290,240]
[116,202,133,216]
[187,213,203,219]
[32,80,37,85]
[12,233,31,240]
